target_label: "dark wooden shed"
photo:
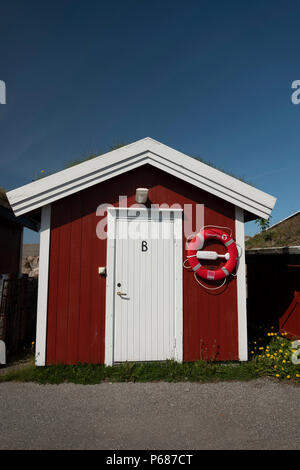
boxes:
[0,191,40,363]
[0,192,39,275]
[246,211,300,340]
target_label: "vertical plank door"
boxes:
[113,217,176,362]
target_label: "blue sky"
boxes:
[1,0,300,243]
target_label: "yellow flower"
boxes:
[282,360,286,363]
[276,374,280,377]
[286,375,291,379]
[279,349,283,353]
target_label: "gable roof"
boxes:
[268,210,300,231]
[246,210,300,250]
[7,137,276,219]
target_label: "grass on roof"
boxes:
[35,143,257,189]
[246,213,300,249]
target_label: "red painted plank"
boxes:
[280,290,300,339]
[66,193,83,364]
[77,198,94,363]
[54,201,72,364]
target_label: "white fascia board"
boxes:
[9,153,151,216]
[7,138,152,215]
[147,153,274,219]
[6,137,276,219]
[147,139,276,217]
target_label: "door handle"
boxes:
[117,291,127,296]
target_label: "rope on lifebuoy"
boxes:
[183,226,242,290]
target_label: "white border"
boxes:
[7,138,276,219]
[235,206,248,361]
[104,207,183,365]
[35,204,51,366]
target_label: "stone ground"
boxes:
[0,378,299,450]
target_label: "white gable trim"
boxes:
[7,138,276,219]
[35,204,51,366]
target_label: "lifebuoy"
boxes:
[187,228,238,281]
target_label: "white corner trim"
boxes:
[104,207,183,365]
[173,211,183,363]
[235,206,248,361]
[35,204,51,366]
[104,209,116,366]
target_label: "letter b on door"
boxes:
[141,240,148,252]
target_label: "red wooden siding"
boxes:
[0,218,22,274]
[279,267,300,339]
[280,290,300,339]
[46,164,238,365]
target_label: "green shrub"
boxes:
[249,326,300,381]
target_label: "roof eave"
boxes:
[6,137,276,220]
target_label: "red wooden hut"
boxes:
[7,138,276,365]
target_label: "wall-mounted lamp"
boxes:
[135,188,149,204]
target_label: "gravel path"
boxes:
[0,378,299,450]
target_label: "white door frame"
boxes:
[104,207,183,366]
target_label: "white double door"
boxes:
[112,212,181,362]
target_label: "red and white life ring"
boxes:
[187,228,238,281]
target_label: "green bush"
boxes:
[249,326,300,381]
